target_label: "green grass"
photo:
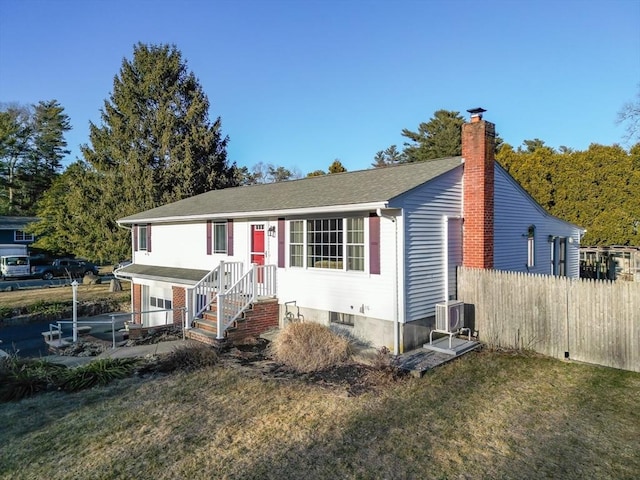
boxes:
[1,349,638,479]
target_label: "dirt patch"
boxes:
[53,329,405,396]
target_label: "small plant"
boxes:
[0,356,67,402]
[270,322,352,373]
[27,300,70,316]
[0,305,13,319]
[58,358,137,392]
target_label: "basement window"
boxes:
[330,311,354,326]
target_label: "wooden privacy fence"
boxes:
[457,267,640,373]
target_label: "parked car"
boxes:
[114,259,132,270]
[31,258,100,280]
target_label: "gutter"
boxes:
[117,201,389,226]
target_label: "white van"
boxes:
[0,255,31,280]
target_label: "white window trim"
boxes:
[288,217,368,272]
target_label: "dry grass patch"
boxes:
[0,350,638,479]
[270,322,352,372]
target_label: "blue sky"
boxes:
[1,0,638,175]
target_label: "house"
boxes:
[0,216,38,246]
[116,110,584,354]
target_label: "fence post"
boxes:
[71,280,79,343]
[111,314,116,349]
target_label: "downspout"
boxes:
[377,208,399,355]
[443,216,449,303]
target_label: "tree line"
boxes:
[1,43,638,263]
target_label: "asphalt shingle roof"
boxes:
[118,157,462,223]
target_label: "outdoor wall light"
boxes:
[268,226,276,237]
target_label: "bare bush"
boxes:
[270,322,352,373]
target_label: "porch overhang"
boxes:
[115,264,209,285]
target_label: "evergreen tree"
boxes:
[328,159,347,174]
[372,145,404,168]
[18,100,71,214]
[0,101,70,215]
[401,110,465,162]
[0,105,32,214]
[32,43,236,263]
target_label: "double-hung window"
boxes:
[14,230,34,242]
[289,220,304,267]
[346,218,365,271]
[213,222,227,253]
[138,225,148,251]
[207,221,228,254]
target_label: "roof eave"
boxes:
[117,201,390,225]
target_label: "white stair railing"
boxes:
[188,261,244,327]
[216,264,277,339]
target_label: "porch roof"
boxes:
[118,157,462,224]
[115,264,209,284]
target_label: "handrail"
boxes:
[216,264,277,339]
[53,307,186,348]
[190,261,244,322]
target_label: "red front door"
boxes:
[251,225,265,282]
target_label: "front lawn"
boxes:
[1,349,638,479]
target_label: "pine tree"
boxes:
[33,43,237,263]
[401,110,465,162]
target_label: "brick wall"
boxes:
[462,117,495,269]
[172,286,186,326]
[226,298,279,343]
[132,283,142,324]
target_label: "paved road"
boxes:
[0,314,127,358]
[0,275,115,291]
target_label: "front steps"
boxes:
[186,297,279,345]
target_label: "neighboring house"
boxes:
[116,111,584,354]
[0,216,38,246]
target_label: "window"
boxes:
[307,219,343,269]
[294,217,367,271]
[213,222,227,253]
[527,225,535,268]
[150,296,172,309]
[330,311,355,326]
[138,225,147,251]
[289,220,304,267]
[346,218,365,271]
[14,230,33,242]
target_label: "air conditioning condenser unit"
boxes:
[435,300,464,333]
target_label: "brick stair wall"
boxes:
[188,297,279,345]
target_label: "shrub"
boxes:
[58,358,137,392]
[270,322,352,373]
[139,343,219,374]
[0,357,67,402]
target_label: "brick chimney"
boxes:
[462,108,495,269]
